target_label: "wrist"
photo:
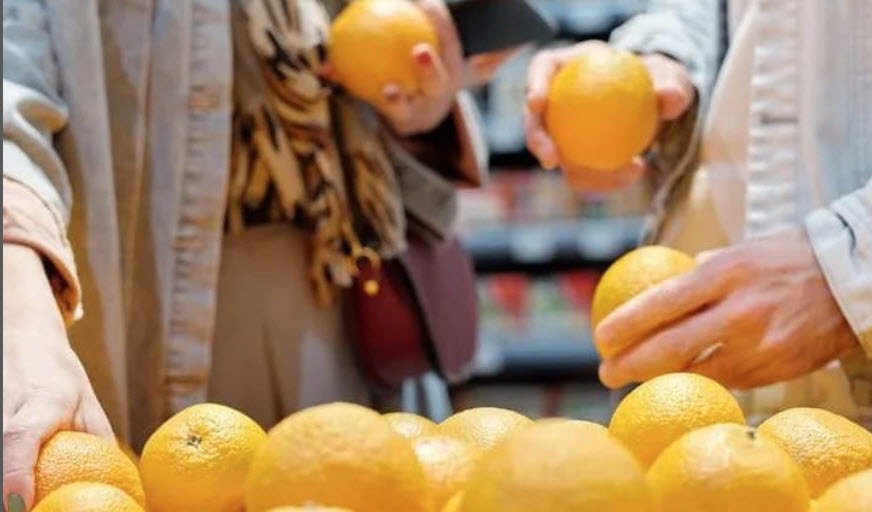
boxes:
[3,243,66,333]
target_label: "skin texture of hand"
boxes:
[594,229,860,390]
[3,244,113,511]
[524,41,696,192]
[325,0,517,136]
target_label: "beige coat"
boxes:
[2,0,484,447]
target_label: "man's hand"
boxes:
[524,42,695,192]
[594,229,860,390]
[3,244,113,511]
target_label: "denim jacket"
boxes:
[2,0,485,443]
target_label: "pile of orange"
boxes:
[30,372,872,511]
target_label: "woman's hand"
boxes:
[524,42,696,192]
[3,244,113,511]
[376,0,517,135]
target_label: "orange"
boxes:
[544,46,658,171]
[591,245,696,343]
[34,431,145,507]
[534,418,609,435]
[244,402,428,512]
[412,435,481,511]
[815,468,872,512]
[441,492,464,512]
[462,421,653,511]
[384,412,439,440]
[757,407,872,497]
[139,402,267,512]
[609,373,745,468]
[31,482,143,512]
[266,507,355,512]
[647,423,810,512]
[330,0,438,104]
[438,407,532,452]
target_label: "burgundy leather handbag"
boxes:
[347,234,479,394]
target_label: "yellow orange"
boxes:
[815,468,872,512]
[34,431,145,507]
[412,435,481,511]
[31,482,143,512]
[647,423,809,512]
[330,0,438,104]
[244,402,428,512]
[609,373,745,468]
[139,402,267,512]
[384,412,439,440]
[757,407,872,497]
[441,492,464,512]
[591,245,696,342]
[545,46,658,171]
[534,418,609,436]
[462,421,654,511]
[438,407,532,452]
[266,507,355,512]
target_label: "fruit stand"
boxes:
[16,1,872,512]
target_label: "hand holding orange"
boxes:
[329,0,514,135]
[525,42,695,191]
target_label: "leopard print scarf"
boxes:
[229,0,405,305]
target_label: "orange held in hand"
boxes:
[590,245,696,347]
[330,0,438,104]
[544,47,658,171]
[33,431,145,507]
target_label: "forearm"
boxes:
[2,244,68,356]
[806,180,872,352]
[3,178,82,323]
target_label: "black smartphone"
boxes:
[446,0,556,57]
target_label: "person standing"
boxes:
[525,0,872,426]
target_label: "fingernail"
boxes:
[7,494,25,512]
[383,84,402,102]
[415,48,434,69]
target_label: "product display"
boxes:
[29,385,867,511]
[7,0,869,511]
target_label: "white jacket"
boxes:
[612,0,872,425]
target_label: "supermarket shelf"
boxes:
[461,217,644,275]
[465,334,601,384]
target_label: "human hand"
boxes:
[593,230,860,390]
[3,244,113,511]
[326,0,516,135]
[525,42,695,192]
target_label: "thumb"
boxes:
[3,402,68,510]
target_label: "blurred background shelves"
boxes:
[462,216,643,274]
[449,0,646,418]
